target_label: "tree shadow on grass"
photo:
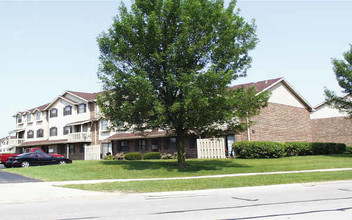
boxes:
[99,159,251,173]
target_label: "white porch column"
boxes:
[66,144,69,158]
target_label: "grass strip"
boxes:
[62,170,352,193]
[3,154,352,181]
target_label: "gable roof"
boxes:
[67,91,103,102]
[231,77,283,93]
[13,103,50,116]
[231,77,314,111]
[314,94,350,110]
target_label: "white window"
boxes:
[27,114,31,122]
[17,115,22,123]
[36,112,41,120]
[50,108,58,118]
[101,120,108,130]
[50,127,57,136]
[63,106,72,116]
[78,103,86,114]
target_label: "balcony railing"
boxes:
[9,138,25,147]
[68,132,92,142]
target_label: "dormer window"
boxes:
[17,115,22,124]
[64,105,72,116]
[78,103,86,114]
[36,112,41,120]
[50,108,58,118]
[27,114,32,122]
[27,130,34,139]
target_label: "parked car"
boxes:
[4,152,72,168]
[0,148,63,164]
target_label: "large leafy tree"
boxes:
[325,45,352,117]
[97,0,269,165]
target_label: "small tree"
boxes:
[97,0,269,166]
[325,45,352,117]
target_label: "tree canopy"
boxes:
[97,0,269,165]
[325,44,352,117]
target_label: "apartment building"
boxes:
[7,78,351,160]
[9,91,111,159]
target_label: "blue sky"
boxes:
[0,0,351,137]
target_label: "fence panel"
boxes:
[85,145,101,160]
[197,138,226,159]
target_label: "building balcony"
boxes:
[68,132,92,143]
[9,138,25,147]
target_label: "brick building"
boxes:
[3,77,351,159]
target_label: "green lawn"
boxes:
[3,154,352,181]
[63,170,352,193]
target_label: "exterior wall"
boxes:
[311,117,352,146]
[111,137,198,158]
[310,104,349,119]
[236,103,313,143]
[48,99,91,141]
[268,82,306,109]
[16,111,48,142]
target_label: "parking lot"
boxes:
[0,164,41,183]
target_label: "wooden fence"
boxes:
[197,138,226,159]
[84,145,101,160]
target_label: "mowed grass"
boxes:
[63,170,352,193]
[3,154,352,181]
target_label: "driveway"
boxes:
[0,164,42,183]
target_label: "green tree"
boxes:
[325,45,352,117]
[97,0,269,166]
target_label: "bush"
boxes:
[311,142,346,155]
[232,141,286,159]
[114,152,125,160]
[143,152,162,160]
[124,152,143,160]
[346,146,352,154]
[104,155,114,160]
[285,142,313,156]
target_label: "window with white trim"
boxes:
[101,120,108,131]
[78,103,86,114]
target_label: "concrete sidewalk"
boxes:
[50,167,352,185]
[1,168,352,205]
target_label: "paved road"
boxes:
[0,164,42,183]
[1,180,352,219]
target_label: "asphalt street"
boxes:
[0,164,42,183]
[1,180,352,219]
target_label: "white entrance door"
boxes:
[227,135,235,155]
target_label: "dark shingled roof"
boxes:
[68,91,104,102]
[231,77,283,92]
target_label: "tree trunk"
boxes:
[176,131,186,166]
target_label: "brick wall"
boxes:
[311,117,352,146]
[236,103,312,143]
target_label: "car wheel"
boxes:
[21,161,30,168]
[59,160,66,165]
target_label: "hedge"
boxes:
[143,152,162,160]
[233,141,347,158]
[285,142,313,156]
[346,146,352,154]
[232,141,286,159]
[124,152,143,160]
[311,142,346,155]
